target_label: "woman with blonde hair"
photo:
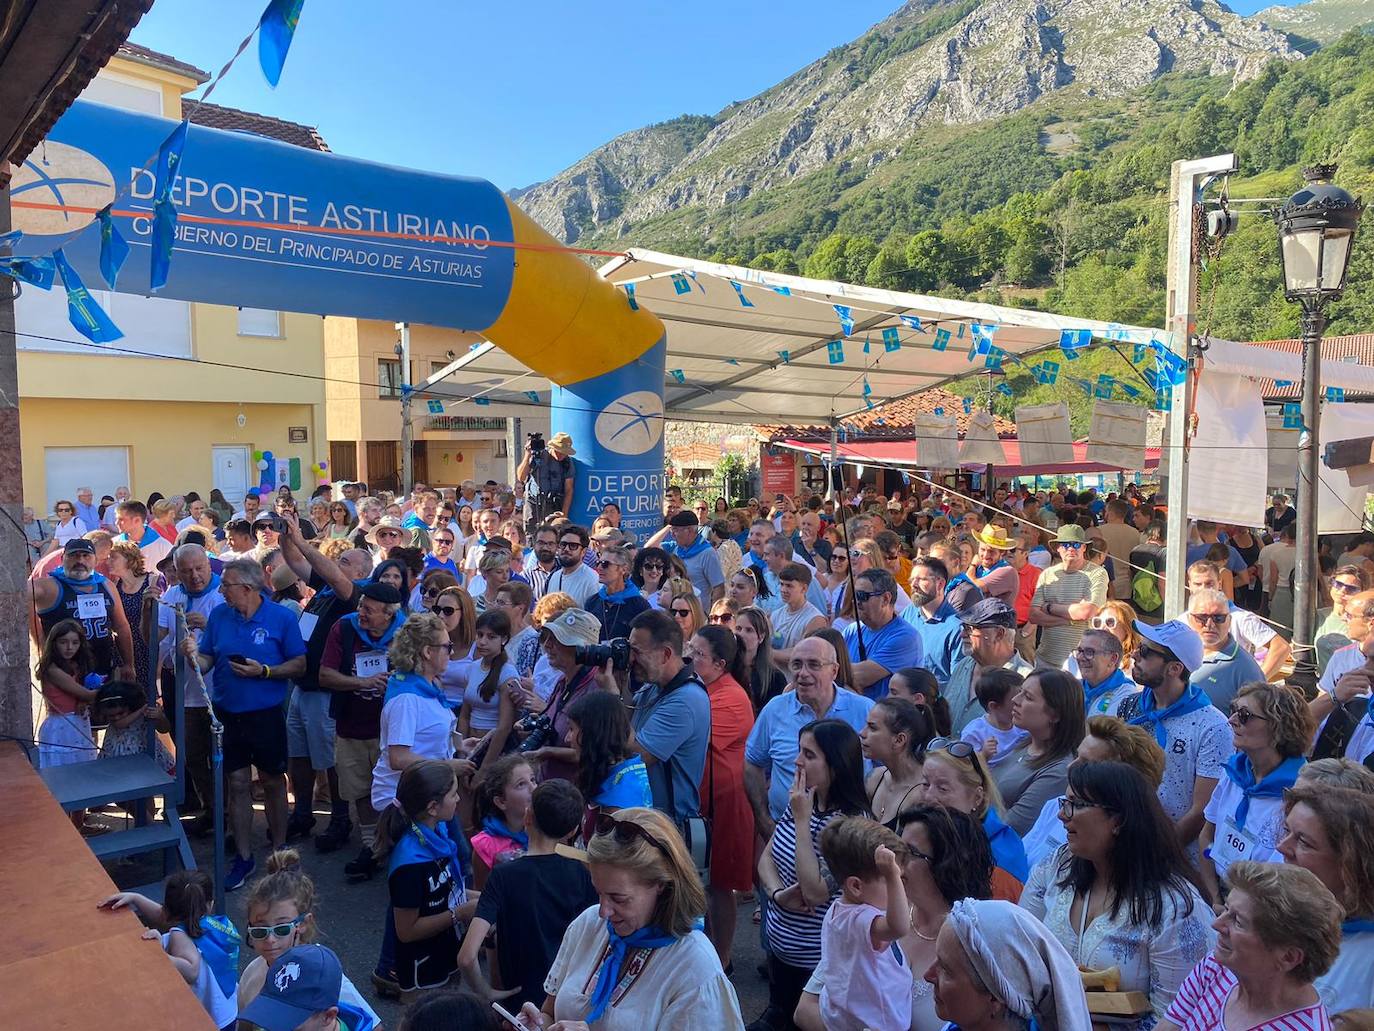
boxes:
[472,546,512,615]
[667,588,706,642]
[1278,784,1374,1010]
[1091,599,1143,675]
[517,807,744,1029]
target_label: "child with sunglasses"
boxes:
[237,848,380,1028]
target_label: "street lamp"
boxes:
[1274,163,1363,691]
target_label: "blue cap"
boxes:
[958,598,1017,629]
[1133,618,1204,673]
[239,944,342,1031]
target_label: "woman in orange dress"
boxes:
[687,624,757,970]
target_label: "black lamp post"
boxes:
[1274,163,1363,690]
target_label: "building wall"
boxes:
[21,398,322,504]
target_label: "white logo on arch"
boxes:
[10,141,117,236]
[593,390,664,456]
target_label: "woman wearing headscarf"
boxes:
[1021,761,1214,1030]
[926,898,1093,1030]
[1278,784,1374,1011]
[1160,861,1342,1031]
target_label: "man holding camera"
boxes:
[518,431,576,532]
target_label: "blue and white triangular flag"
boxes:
[832,304,854,336]
[826,340,845,364]
[150,119,189,291]
[730,280,754,308]
[258,0,305,87]
[54,249,122,343]
[899,315,924,332]
[96,205,129,289]
[1059,328,1091,359]
[882,327,901,352]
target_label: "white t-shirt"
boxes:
[371,693,456,811]
[1154,706,1232,827]
[162,929,236,1028]
[460,659,519,733]
[1259,541,1296,593]
[545,562,599,607]
[1317,932,1374,1012]
[157,584,226,708]
[1319,642,1366,698]
[1202,775,1287,877]
[52,518,89,546]
[543,906,745,1030]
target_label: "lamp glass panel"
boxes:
[1320,230,1353,291]
[1281,228,1322,292]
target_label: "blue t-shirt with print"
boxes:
[200,596,306,712]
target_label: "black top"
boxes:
[40,580,115,675]
[474,853,599,1009]
[298,570,359,691]
[585,592,651,642]
[389,855,461,991]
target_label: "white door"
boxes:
[212,446,250,507]
[44,446,130,515]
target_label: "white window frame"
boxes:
[237,307,283,338]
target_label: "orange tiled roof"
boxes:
[1239,334,1374,401]
[756,387,1016,441]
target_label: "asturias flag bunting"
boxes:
[258,0,306,88]
[54,248,123,343]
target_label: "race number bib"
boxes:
[297,611,320,642]
[1209,816,1262,875]
[76,593,106,620]
[355,651,389,678]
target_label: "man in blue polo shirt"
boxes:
[1186,588,1264,710]
[900,555,963,687]
[843,567,922,699]
[744,635,873,837]
[183,558,306,890]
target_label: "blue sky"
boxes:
[130,0,1306,190]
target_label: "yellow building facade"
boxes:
[17,45,329,512]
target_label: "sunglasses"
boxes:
[595,560,619,570]
[642,561,665,570]
[422,587,443,598]
[709,613,734,624]
[1190,612,1229,627]
[247,914,306,940]
[1133,643,1173,663]
[433,538,454,546]
[1332,580,1361,594]
[1058,795,1116,819]
[431,604,458,617]
[1058,541,1084,550]
[925,737,976,761]
[377,530,403,539]
[56,507,73,514]
[1090,614,1118,630]
[1229,705,1269,725]
[853,590,882,603]
[594,812,671,857]
[671,607,692,617]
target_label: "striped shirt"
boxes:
[764,808,843,967]
[1165,954,1331,1031]
[1030,561,1109,667]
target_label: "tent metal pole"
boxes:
[1162,153,1236,619]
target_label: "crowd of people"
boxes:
[31,466,1374,1031]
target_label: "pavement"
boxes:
[103,800,772,1027]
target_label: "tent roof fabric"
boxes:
[1241,334,1374,401]
[779,438,1161,478]
[424,248,1167,425]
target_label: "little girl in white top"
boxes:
[815,816,914,1031]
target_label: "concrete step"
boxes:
[39,755,175,811]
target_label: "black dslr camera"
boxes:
[575,637,631,672]
[527,432,546,453]
[516,712,555,753]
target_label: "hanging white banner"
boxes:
[1015,402,1074,466]
[1188,369,1267,525]
[915,412,960,469]
[1318,403,1374,534]
[959,410,1006,466]
[1086,400,1148,471]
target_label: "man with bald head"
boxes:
[743,635,874,839]
[156,543,224,828]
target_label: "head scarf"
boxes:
[946,898,1092,1031]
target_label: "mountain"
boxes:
[516,0,1300,245]
[1254,0,1374,49]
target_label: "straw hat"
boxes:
[547,432,576,456]
[973,525,1017,550]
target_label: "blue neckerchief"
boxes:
[183,573,220,600]
[178,915,240,998]
[480,815,529,849]
[947,572,972,590]
[982,809,1029,883]
[383,670,454,709]
[338,998,378,1031]
[1342,919,1374,937]
[666,534,711,559]
[585,921,690,1023]
[52,568,108,590]
[1223,753,1304,830]
[389,819,461,876]
[340,607,406,651]
[1129,684,1211,747]
[598,581,643,604]
[1083,668,1127,710]
[976,560,1009,576]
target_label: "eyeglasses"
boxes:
[671,607,692,617]
[709,613,734,624]
[848,549,865,558]
[788,659,833,673]
[1190,612,1229,627]
[1072,646,1102,661]
[421,587,443,598]
[427,640,455,652]
[594,812,672,857]
[247,914,306,940]
[1090,614,1118,631]
[557,541,584,550]
[377,530,403,539]
[1229,705,1269,725]
[433,538,454,546]
[1058,795,1116,818]
[431,604,458,617]
[904,844,935,864]
[55,507,73,514]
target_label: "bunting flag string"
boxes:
[778,350,790,364]
[426,399,444,414]
[623,283,639,310]
[771,285,792,297]
[862,377,874,409]
[150,119,189,291]
[1033,360,1060,385]
[474,397,490,406]
[882,327,901,352]
[0,229,22,252]
[826,340,845,364]
[258,0,305,87]
[524,391,541,404]
[1095,374,1116,399]
[1154,349,1188,387]
[0,254,56,289]
[1326,386,1346,402]
[995,382,1013,396]
[932,328,951,352]
[983,345,1004,370]
[686,270,704,292]
[961,397,973,414]
[1132,343,1149,364]
[669,368,686,384]
[899,315,924,332]
[1118,382,1141,399]
[96,205,129,289]
[1076,378,1094,397]
[934,407,945,416]
[971,322,998,352]
[729,280,754,308]
[1275,379,1293,388]
[862,336,871,354]
[1282,402,1303,429]
[832,304,854,336]
[53,249,123,343]
[671,273,692,295]
[1059,328,1091,360]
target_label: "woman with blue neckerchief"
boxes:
[1198,681,1312,910]
[514,806,743,1030]
[925,897,1092,1031]
[368,611,475,999]
[1277,782,1374,1011]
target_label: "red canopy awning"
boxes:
[781,438,1160,477]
